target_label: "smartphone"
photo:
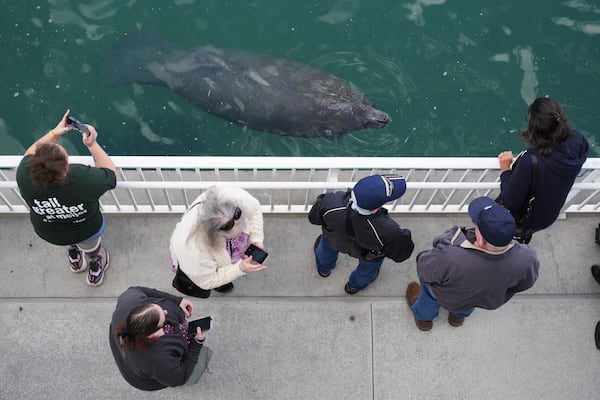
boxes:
[67,116,90,137]
[460,226,476,244]
[244,244,268,264]
[188,316,213,334]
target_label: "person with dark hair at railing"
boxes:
[109,286,212,390]
[496,97,588,244]
[406,197,540,331]
[309,174,414,295]
[16,109,116,286]
[169,186,267,298]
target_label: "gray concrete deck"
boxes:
[1,213,599,399]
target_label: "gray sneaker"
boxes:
[87,247,110,286]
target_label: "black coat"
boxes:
[108,287,203,391]
[309,190,414,262]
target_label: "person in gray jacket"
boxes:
[406,196,540,331]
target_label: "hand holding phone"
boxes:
[67,116,91,137]
[244,244,268,264]
[187,316,213,335]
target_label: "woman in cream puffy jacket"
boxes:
[170,186,266,297]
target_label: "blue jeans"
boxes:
[315,235,384,290]
[412,282,474,321]
[79,216,106,244]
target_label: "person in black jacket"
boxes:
[109,286,212,391]
[309,174,414,294]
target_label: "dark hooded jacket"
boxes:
[308,190,414,262]
[109,287,203,391]
[498,129,588,231]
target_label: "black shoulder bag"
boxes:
[512,153,538,244]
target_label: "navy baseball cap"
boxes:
[352,174,406,210]
[468,196,516,246]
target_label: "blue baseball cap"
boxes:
[468,196,516,246]
[352,174,406,210]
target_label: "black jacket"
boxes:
[309,190,414,262]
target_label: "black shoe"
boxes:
[592,265,600,285]
[595,321,600,350]
[317,269,331,278]
[214,282,234,293]
[344,282,359,295]
[314,235,331,278]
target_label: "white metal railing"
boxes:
[2,156,600,215]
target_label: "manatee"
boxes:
[101,31,390,138]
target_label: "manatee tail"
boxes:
[101,31,175,86]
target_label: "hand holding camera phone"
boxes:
[67,115,90,137]
[187,316,213,335]
[244,244,268,264]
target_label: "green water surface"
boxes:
[0,0,598,157]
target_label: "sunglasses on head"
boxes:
[219,207,242,231]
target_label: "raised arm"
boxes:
[82,125,116,173]
[24,109,72,156]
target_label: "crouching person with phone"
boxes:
[169,186,267,298]
[109,286,212,390]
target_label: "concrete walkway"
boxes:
[1,213,599,399]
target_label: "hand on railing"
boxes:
[498,151,514,172]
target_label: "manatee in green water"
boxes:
[101,31,390,138]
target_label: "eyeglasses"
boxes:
[219,207,242,231]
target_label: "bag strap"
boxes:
[184,200,203,215]
[345,204,386,251]
[520,152,538,226]
[528,153,538,198]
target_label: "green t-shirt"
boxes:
[16,155,117,245]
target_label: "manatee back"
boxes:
[101,32,388,137]
[181,48,370,136]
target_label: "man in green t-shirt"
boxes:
[16,110,117,286]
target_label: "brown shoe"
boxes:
[406,282,432,331]
[448,313,464,327]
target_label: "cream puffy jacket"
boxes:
[169,187,264,289]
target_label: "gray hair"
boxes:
[194,186,238,248]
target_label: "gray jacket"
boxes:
[416,226,539,313]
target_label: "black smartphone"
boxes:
[244,244,268,264]
[460,226,476,244]
[188,316,212,334]
[67,116,90,137]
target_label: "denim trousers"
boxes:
[315,235,383,290]
[412,282,474,321]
